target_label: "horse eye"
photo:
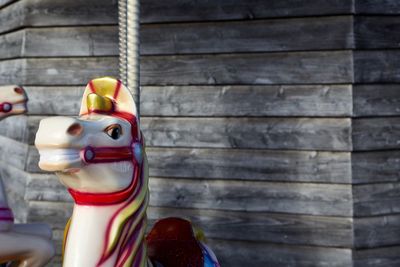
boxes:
[105,124,122,140]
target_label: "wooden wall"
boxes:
[0,0,399,266]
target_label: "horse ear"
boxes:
[79,77,137,116]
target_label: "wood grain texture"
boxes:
[3,115,352,151]
[0,57,118,85]
[147,207,353,247]
[141,16,353,55]
[0,0,117,35]
[354,246,400,267]
[141,51,353,85]
[0,135,28,170]
[140,0,353,23]
[26,146,352,184]
[355,215,400,249]
[352,151,400,184]
[352,118,400,151]
[0,162,29,222]
[353,85,400,117]
[0,30,24,59]
[25,174,352,216]
[355,16,400,49]
[353,182,400,216]
[141,117,352,151]
[25,85,353,117]
[356,0,400,14]
[355,51,400,83]
[207,239,352,267]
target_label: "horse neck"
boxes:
[64,178,149,267]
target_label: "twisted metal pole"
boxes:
[119,0,140,117]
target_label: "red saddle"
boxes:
[146,217,204,267]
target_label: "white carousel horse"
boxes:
[0,85,55,267]
[35,77,220,267]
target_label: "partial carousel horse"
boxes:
[0,85,55,267]
[35,77,220,267]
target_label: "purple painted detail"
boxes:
[0,207,14,221]
[0,102,12,113]
[200,243,220,267]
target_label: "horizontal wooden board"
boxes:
[25,174,352,216]
[26,146,352,183]
[356,0,400,14]
[352,117,400,151]
[141,51,353,85]
[207,239,352,267]
[355,51,400,83]
[0,30,24,59]
[0,135,28,170]
[353,182,400,216]
[355,214,400,249]
[140,0,353,23]
[148,207,353,247]
[352,151,400,184]
[0,26,117,60]
[25,85,353,117]
[2,115,352,151]
[353,84,400,117]
[0,51,352,85]
[0,0,117,35]
[355,16,400,49]
[0,0,17,8]
[0,57,118,85]
[354,246,400,267]
[141,117,352,151]
[141,16,353,55]
[25,197,353,247]
[0,162,29,222]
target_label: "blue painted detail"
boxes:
[133,142,143,164]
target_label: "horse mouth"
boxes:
[38,148,82,172]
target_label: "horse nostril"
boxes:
[14,87,24,95]
[67,123,83,136]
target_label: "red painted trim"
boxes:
[113,80,122,99]
[89,81,96,93]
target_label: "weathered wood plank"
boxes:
[24,193,353,247]
[0,52,352,85]
[352,118,400,151]
[0,0,17,9]
[207,239,352,267]
[148,207,353,247]
[0,135,28,170]
[0,162,29,222]
[354,246,400,267]
[0,0,117,35]
[26,146,352,183]
[25,174,352,216]
[355,17,400,49]
[353,85,400,117]
[141,117,351,151]
[25,85,353,117]
[4,115,353,151]
[355,215,400,249]
[0,57,118,85]
[0,30,24,59]
[141,0,354,23]
[148,178,352,216]
[141,16,353,55]
[353,182,400,216]
[141,51,353,85]
[356,0,400,14]
[352,151,400,184]
[355,51,400,83]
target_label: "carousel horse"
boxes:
[35,77,220,267]
[0,85,55,267]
